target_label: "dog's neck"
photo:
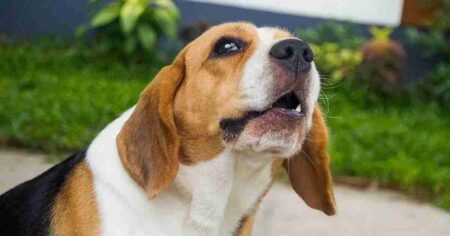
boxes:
[86,108,275,236]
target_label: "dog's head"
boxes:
[117,22,335,215]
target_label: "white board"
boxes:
[189,0,404,26]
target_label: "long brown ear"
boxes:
[116,53,185,199]
[284,106,336,215]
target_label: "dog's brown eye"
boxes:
[211,37,244,58]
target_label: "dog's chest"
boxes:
[92,152,273,236]
[176,150,274,235]
[223,155,274,234]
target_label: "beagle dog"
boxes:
[0,22,336,236]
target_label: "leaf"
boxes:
[124,35,137,54]
[369,26,393,41]
[152,0,179,13]
[120,0,148,34]
[154,8,178,39]
[90,2,120,28]
[137,25,157,51]
[75,24,88,38]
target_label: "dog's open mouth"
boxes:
[269,91,303,114]
[220,91,305,141]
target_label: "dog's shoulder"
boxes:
[0,149,86,236]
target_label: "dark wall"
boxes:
[0,0,90,40]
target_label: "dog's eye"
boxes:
[211,37,244,57]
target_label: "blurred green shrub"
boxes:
[296,21,364,49]
[405,27,450,58]
[310,43,361,82]
[80,0,179,58]
[406,28,450,107]
[356,27,406,96]
[423,63,450,105]
[296,21,363,82]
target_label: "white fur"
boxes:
[240,27,320,116]
[87,107,187,236]
[237,27,321,155]
[87,109,273,236]
[306,63,321,128]
[234,128,303,158]
[240,27,276,111]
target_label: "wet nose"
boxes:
[269,39,313,73]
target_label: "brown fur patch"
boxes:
[283,105,336,215]
[117,55,185,198]
[116,23,269,198]
[174,22,260,165]
[50,162,99,236]
[234,214,256,236]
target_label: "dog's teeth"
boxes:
[295,105,301,113]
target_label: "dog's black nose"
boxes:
[269,39,313,73]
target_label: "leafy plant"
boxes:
[405,27,450,106]
[357,27,406,95]
[423,63,450,105]
[310,43,361,82]
[81,0,179,57]
[405,27,450,60]
[295,21,363,82]
[295,21,364,49]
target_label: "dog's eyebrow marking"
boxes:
[234,25,247,33]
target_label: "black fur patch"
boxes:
[0,149,86,236]
[219,111,264,142]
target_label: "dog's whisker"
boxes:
[299,149,321,177]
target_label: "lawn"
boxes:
[0,40,151,152]
[0,40,449,210]
[323,88,450,209]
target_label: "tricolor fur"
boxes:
[0,22,336,236]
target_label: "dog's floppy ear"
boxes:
[284,106,336,215]
[116,51,186,199]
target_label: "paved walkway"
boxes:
[1,149,449,236]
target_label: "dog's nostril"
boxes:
[270,45,294,60]
[303,46,314,63]
[285,47,294,59]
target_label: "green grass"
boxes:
[323,88,450,209]
[0,40,153,152]
[0,40,449,210]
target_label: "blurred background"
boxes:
[0,0,449,235]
